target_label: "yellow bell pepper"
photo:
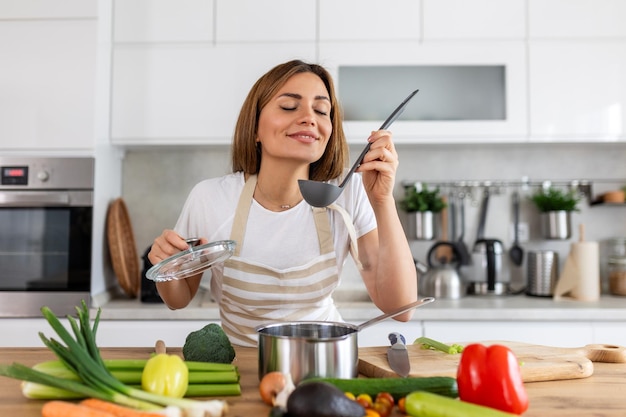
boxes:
[141,353,189,398]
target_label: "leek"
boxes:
[414,336,464,354]
[21,358,240,399]
[0,301,228,417]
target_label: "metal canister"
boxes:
[526,250,559,297]
[608,238,626,296]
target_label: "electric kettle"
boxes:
[416,241,466,299]
[466,238,510,295]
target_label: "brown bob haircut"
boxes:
[231,59,349,182]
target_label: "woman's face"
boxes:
[256,72,333,167]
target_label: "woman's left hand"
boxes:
[357,129,398,204]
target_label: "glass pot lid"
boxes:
[146,240,236,282]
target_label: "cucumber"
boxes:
[405,391,518,417]
[306,376,457,401]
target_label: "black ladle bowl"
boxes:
[298,89,419,208]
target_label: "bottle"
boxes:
[607,238,626,296]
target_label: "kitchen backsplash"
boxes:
[122,142,626,293]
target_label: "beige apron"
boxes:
[218,175,345,347]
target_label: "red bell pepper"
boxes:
[456,343,529,415]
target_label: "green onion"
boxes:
[22,359,240,399]
[0,300,228,416]
[414,337,464,354]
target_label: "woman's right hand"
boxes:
[147,229,190,266]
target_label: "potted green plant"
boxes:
[530,187,581,240]
[400,184,447,240]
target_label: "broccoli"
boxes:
[182,323,236,364]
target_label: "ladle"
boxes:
[298,89,419,207]
[509,191,524,266]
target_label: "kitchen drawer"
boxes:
[423,321,595,347]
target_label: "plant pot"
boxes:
[407,211,435,240]
[540,210,572,240]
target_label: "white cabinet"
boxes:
[0,0,96,19]
[0,17,97,151]
[113,0,214,42]
[111,43,316,145]
[94,320,218,347]
[528,41,626,141]
[592,322,626,346]
[423,0,526,40]
[529,0,626,38]
[423,321,596,347]
[217,0,316,42]
[319,41,528,143]
[318,0,420,42]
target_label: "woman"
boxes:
[148,60,417,346]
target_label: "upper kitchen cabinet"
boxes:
[113,0,213,43]
[318,41,528,143]
[0,0,96,19]
[528,41,626,142]
[527,0,626,141]
[318,0,420,41]
[0,3,97,151]
[111,44,316,145]
[110,0,317,145]
[216,0,315,42]
[422,0,526,40]
[529,0,626,39]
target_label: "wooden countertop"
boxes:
[1,346,626,416]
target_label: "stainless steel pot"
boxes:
[256,297,434,383]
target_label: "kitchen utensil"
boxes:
[455,194,471,265]
[417,241,466,299]
[435,195,453,262]
[298,89,419,207]
[526,250,559,296]
[475,187,490,242]
[509,191,524,266]
[359,341,626,382]
[146,240,236,282]
[387,332,410,377]
[256,296,435,383]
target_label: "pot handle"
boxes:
[356,297,435,332]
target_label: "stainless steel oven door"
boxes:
[0,190,93,317]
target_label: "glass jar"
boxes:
[607,238,626,296]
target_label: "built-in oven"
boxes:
[0,157,94,317]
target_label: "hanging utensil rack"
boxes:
[401,178,601,204]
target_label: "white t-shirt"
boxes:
[174,171,377,277]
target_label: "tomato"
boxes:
[364,409,381,417]
[397,397,407,414]
[356,393,373,408]
[375,392,395,407]
[372,401,392,417]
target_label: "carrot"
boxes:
[42,400,117,417]
[80,398,166,417]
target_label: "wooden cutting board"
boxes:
[359,341,626,383]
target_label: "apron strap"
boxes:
[231,174,257,257]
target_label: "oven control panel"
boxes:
[0,157,94,190]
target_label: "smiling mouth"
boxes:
[288,134,318,143]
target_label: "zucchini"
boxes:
[405,391,518,417]
[305,376,457,401]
